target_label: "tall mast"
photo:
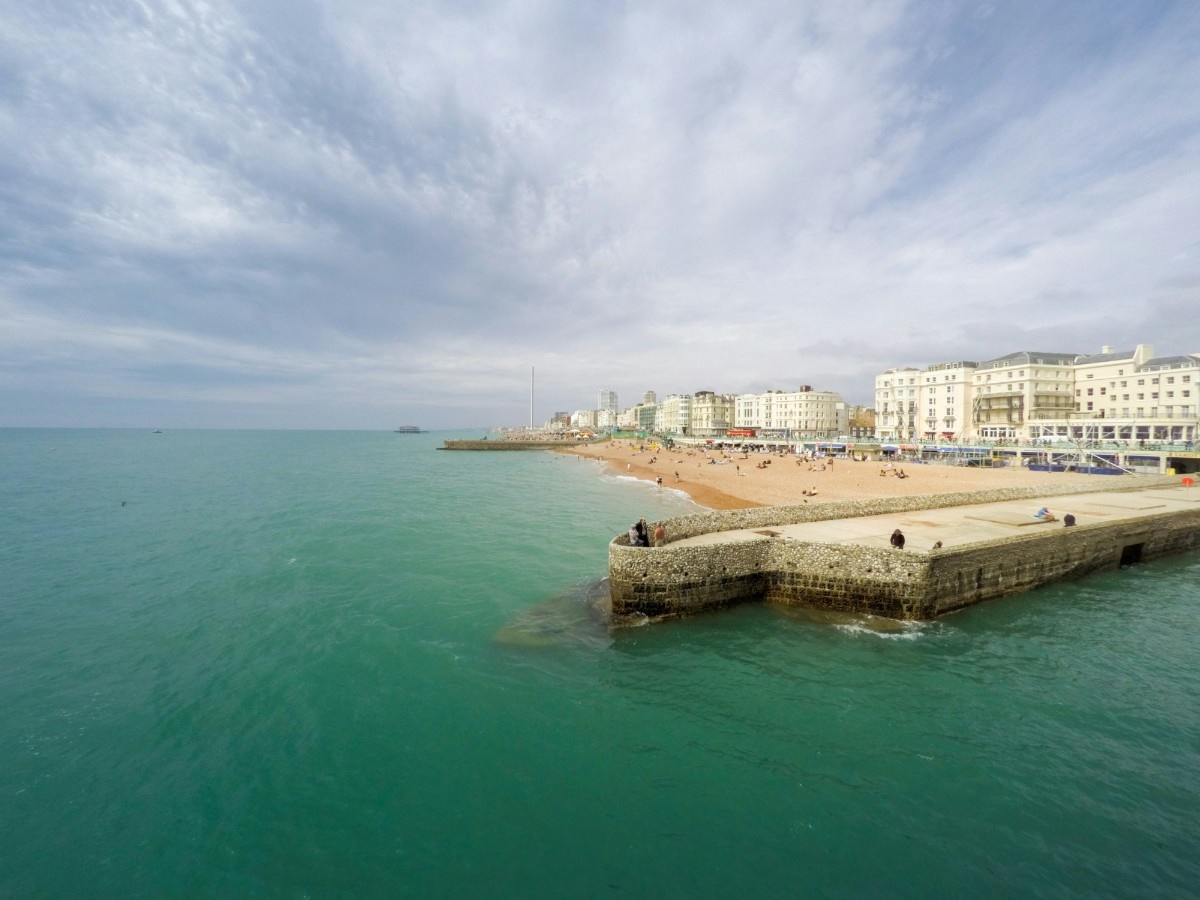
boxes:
[530,366,535,429]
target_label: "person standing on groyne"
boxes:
[890,529,906,550]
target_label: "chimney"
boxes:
[1100,345,1114,354]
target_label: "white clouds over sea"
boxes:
[2,1,1198,427]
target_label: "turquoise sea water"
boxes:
[2,428,1198,898]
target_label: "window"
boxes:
[1086,373,1094,379]
[1167,377,1175,384]
[1087,388,1094,396]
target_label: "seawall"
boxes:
[609,476,1198,621]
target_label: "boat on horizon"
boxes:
[394,425,423,433]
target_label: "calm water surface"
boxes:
[2,429,1197,897]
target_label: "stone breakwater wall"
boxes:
[609,475,1192,620]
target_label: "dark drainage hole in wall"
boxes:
[1119,543,1144,567]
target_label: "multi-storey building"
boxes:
[920,361,978,440]
[1028,345,1199,444]
[734,388,848,438]
[597,389,618,414]
[654,394,693,435]
[971,351,1078,440]
[876,344,1199,444]
[874,368,921,442]
[689,391,736,437]
[571,409,597,430]
[847,405,876,439]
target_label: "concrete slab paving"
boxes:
[667,484,1200,554]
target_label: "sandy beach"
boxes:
[559,440,1106,510]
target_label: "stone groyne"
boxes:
[609,476,1198,621]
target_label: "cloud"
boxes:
[1,0,1198,426]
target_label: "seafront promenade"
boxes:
[608,476,1199,621]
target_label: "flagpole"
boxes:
[530,366,534,430]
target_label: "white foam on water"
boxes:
[832,619,933,640]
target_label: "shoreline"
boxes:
[557,440,1116,510]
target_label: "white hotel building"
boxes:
[876,361,979,443]
[734,387,848,438]
[875,345,1200,444]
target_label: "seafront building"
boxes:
[734,387,848,438]
[1029,345,1199,444]
[595,384,846,440]
[571,408,598,430]
[616,401,657,432]
[654,394,693,435]
[875,361,977,442]
[874,368,921,442]
[689,391,737,437]
[971,351,1077,440]
[597,389,618,415]
[847,405,876,439]
[874,344,1200,445]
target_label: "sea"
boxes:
[2,428,1197,899]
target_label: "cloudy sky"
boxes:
[2,0,1199,429]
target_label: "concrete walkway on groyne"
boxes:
[667,484,1200,555]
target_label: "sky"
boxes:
[2,0,1199,429]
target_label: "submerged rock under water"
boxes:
[494,578,617,648]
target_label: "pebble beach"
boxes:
[560,439,1106,510]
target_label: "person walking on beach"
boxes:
[653,522,665,547]
[890,529,906,550]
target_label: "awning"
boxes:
[881,444,899,451]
